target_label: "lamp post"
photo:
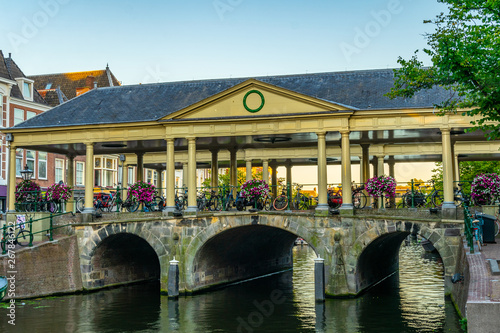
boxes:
[20,164,33,181]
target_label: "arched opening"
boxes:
[356,232,411,292]
[90,233,160,288]
[191,225,312,291]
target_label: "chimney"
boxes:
[8,53,11,58]
[86,75,95,89]
[94,81,97,89]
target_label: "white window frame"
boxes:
[26,150,35,178]
[26,111,36,120]
[14,108,24,126]
[15,149,23,177]
[38,152,47,180]
[76,161,84,186]
[55,158,64,183]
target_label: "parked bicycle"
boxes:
[327,184,366,209]
[273,186,289,211]
[0,220,32,252]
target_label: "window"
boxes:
[15,149,23,177]
[14,108,24,125]
[128,167,134,186]
[26,111,36,120]
[38,152,47,179]
[94,169,101,186]
[23,82,31,100]
[26,150,35,177]
[55,159,64,183]
[76,162,84,186]
[147,169,152,184]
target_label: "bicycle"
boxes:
[175,188,188,211]
[398,183,427,208]
[472,218,483,251]
[273,187,289,211]
[0,220,32,252]
[291,185,310,210]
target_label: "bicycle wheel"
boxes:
[263,196,273,211]
[16,230,32,247]
[155,196,165,212]
[494,221,499,237]
[273,195,288,211]
[76,198,85,213]
[352,192,366,209]
[297,195,310,210]
[47,201,58,213]
[431,190,443,207]
[329,195,342,209]
[106,198,116,212]
[126,197,139,212]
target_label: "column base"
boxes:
[441,202,457,220]
[315,204,329,217]
[184,206,198,216]
[339,204,354,215]
[163,207,183,217]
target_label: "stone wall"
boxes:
[0,235,83,299]
[450,241,469,318]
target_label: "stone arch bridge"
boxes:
[73,212,463,297]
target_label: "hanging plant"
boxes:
[365,175,397,198]
[15,179,41,202]
[46,183,72,202]
[128,181,156,202]
[240,179,270,202]
[471,173,500,205]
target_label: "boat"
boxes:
[294,237,307,246]
[0,276,7,301]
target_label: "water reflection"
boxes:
[0,242,460,333]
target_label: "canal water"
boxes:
[1,242,462,332]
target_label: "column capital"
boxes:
[440,128,451,134]
[340,130,350,135]
[84,141,94,146]
[316,131,327,138]
[166,138,175,143]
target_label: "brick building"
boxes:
[0,51,51,211]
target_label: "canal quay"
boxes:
[1,207,499,332]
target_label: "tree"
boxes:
[386,0,500,140]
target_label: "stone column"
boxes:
[441,129,456,215]
[387,156,395,179]
[340,131,353,211]
[166,139,176,213]
[66,154,75,213]
[83,142,95,217]
[286,159,292,188]
[376,155,385,209]
[246,159,252,182]
[361,144,370,185]
[315,132,329,215]
[230,149,237,197]
[271,160,277,196]
[182,163,188,188]
[186,137,197,214]
[211,149,219,190]
[168,258,180,298]
[262,159,269,184]
[453,153,460,183]
[136,152,144,182]
[7,144,16,212]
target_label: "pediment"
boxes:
[162,79,353,121]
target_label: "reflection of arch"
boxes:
[354,223,450,293]
[184,216,319,291]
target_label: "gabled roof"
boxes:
[11,68,453,129]
[0,50,47,105]
[29,66,121,106]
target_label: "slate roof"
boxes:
[29,67,121,106]
[0,50,47,105]
[11,68,452,130]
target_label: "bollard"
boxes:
[168,258,180,299]
[314,257,325,302]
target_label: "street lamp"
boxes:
[20,164,33,181]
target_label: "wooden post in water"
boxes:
[314,257,325,302]
[168,258,179,299]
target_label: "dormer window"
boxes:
[14,77,34,101]
[24,82,31,99]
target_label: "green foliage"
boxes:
[201,168,246,189]
[459,317,467,331]
[386,0,500,140]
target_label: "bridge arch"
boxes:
[183,214,322,292]
[78,223,170,290]
[352,221,455,294]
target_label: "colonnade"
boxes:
[6,128,458,217]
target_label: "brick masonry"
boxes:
[0,235,83,300]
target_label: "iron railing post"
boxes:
[49,213,54,242]
[28,217,33,247]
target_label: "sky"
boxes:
[1,0,448,183]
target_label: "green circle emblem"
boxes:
[243,90,265,113]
